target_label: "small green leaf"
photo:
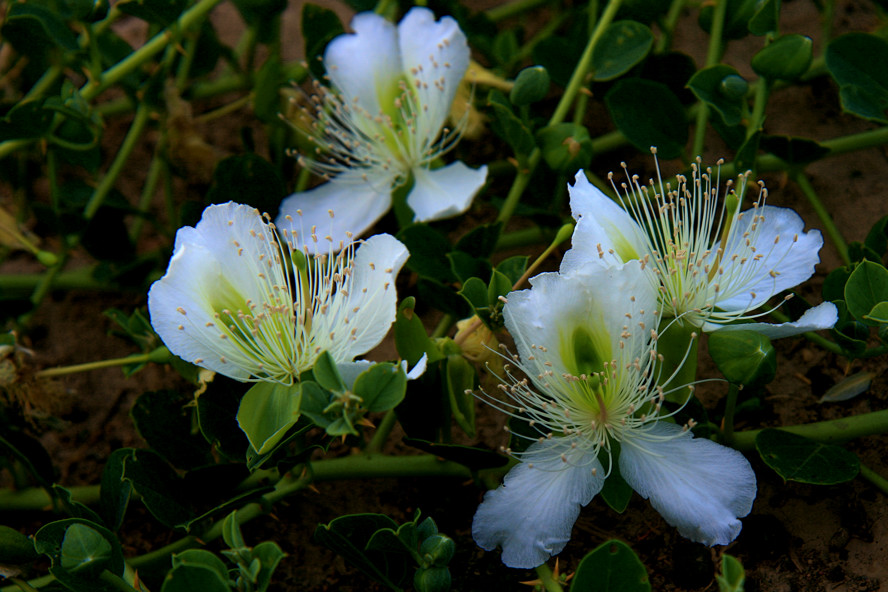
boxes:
[314,514,408,590]
[394,297,444,366]
[716,554,746,592]
[487,90,536,158]
[755,428,860,484]
[252,541,287,592]
[845,260,888,325]
[571,539,651,591]
[708,330,776,388]
[121,450,193,528]
[600,447,633,513]
[698,0,758,40]
[605,79,687,159]
[354,363,407,413]
[59,524,112,575]
[496,256,528,285]
[397,225,455,283]
[171,549,229,580]
[131,390,213,470]
[1,3,80,55]
[819,371,875,403]
[535,123,594,173]
[688,65,747,126]
[222,511,247,550]
[826,33,888,123]
[161,563,230,592]
[0,525,39,563]
[445,355,477,437]
[591,21,654,81]
[313,351,346,392]
[752,35,813,81]
[865,301,888,323]
[510,66,550,106]
[236,382,303,455]
[747,0,780,35]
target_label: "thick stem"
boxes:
[859,463,888,495]
[35,348,169,379]
[534,563,565,592]
[732,409,888,451]
[366,410,398,454]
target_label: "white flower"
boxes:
[561,157,837,337]
[147,202,408,384]
[472,262,756,568]
[277,7,488,248]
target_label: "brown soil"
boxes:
[3,0,888,591]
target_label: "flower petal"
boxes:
[148,203,288,381]
[324,12,402,118]
[407,161,487,222]
[703,301,838,338]
[620,422,757,546]
[715,205,824,312]
[561,171,651,273]
[275,169,395,251]
[338,233,409,360]
[472,439,604,568]
[504,262,658,379]
[398,7,470,140]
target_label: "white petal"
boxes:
[148,203,285,381]
[472,439,604,568]
[715,205,824,312]
[620,422,757,546]
[338,233,409,360]
[561,172,651,273]
[504,262,658,379]
[407,162,487,222]
[275,170,395,252]
[324,12,402,118]
[404,353,428,380]
[397,7,469,140]
[704,301,838,338]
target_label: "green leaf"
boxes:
[131,390,213,470]
[747,0,780,35]
[532,34,583,86]
[206,154,286,217]
[755,428,860,484]
[121,450,194,528]
[510,66,551,105]
[734,129,761,173]
[197,378,251,461]
[222,510,247,549]
[254,55,285,124]
[403,438,507,470]
[161,563,230,592]
[35,518,125,579]
[864,301,888,324]
[354,362,408,413]
[487,90,536,158]
[1,3,79,56]
[591,21,654,81]
[100,449,133,532]
[571,539,651,592]
[312,351,346,392]
[314,514,408,590]
[687,65,747,127]
[459,277,489,311]
[394,297,444,366]
[752,35,813,81]
[716,554,746,592]
[252,541,287,592]
[600,447,633,513]
[708,330,776,388]
[826,33,888,123]
[172,549,229,580]
[59,524,112,575]
[0,100,55,142]
[698,0,758,40]
[496,256,528,285]
[0,525,39,563]
[864,215,888,256]
[454,222,502,259]
[844,260,888,325]
[605,79,687,159]
[448,251,491,285]
[823,266,853,303]
[301,3,344,78]
[236,382,303,455]
[397,225,455,283]
[445,355,477,437]
[53,484,104,525]
[536,123,594,173]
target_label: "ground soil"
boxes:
[2,0,888,591]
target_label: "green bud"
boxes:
[718,75,748,100]
[708,330,776,388]
[36,250,58,267]
[419,534,455,566]
[510,66,550,106]
[535,123,594,173]
[148,346,172,364]
[414,566,452,592]
[0,525,39,563]
[751,35,813,82]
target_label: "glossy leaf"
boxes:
[35,518,125,577]
[826,33,888,123]
[591,21,654,81]
[752,35,813,81]
[688,65,747,126]
[487,90,536,158]
[748,0,780,35]
[571,539,651,591]
[121,450,193,528]
[236,382,303,455]
[394,297,444,367]
[716,554,746,592]
[353,362,407,413]
[844,260,888,325]
[755,429,859,484]
[605,79,687,159]
[708,330,776,388]
[313,351,346,392]
[59,523,112,575]
[397,225,456,283]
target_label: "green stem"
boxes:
[792,171,850,266]
[485,0,549,21]
[35,347,170,378]
[654,0,686,53]
[98,571,139,592]
[0,267,118,294]
[747,79,770,141]
[859,463,888,495]
[83,103,153,220]
[0,485,100,511]
[366,410,398,454]
[534,563,565,592]
[691,0,728,157]
[431,314,454,339]
[129,152,165,242]
[497,0,624,226]
[495,226,552,251]
[732,409,888,451]
[722,383,740,446]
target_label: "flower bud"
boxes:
[510,66,550,106]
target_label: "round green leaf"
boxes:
[605,79,687,159]
[161,563,230,592]
[59,524,113,575]
[826,33,888,123]
[236,382,303,455]
[0,525,39,563]
[354,362,407,413]
[571,539,651,591]
[592,21,654,81]
[844,260,888,325]
[755,429,859,484]
[708,330,776,388]
[752,35,813,81]
[688,65,747,126]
